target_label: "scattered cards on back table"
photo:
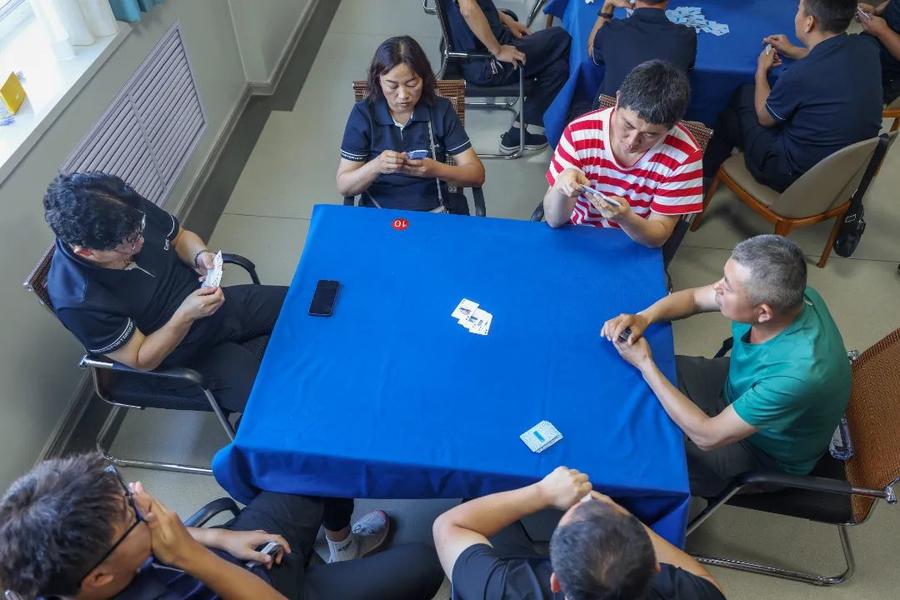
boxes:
[520,420,563,453]
[451,298,492,335]
[666,6,729,36]
[202,251,223,288]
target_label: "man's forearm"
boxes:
[616,212,670,247]
[877,1,890,16]
[639,360,717,448]
[459,0,503,55]
[180,547,286,600]
[132,314,193,370]
[876,25,900,61]
[175,229,210,268]
[543,188,576,227]
[639,287,706,326]
[438,483,550,539]
[753,71,775,126]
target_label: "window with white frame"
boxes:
[0,0,32,41]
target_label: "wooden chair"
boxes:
[884,96,900,132]
[693,131,896,268]
[24,245,264,475]
[346,80,486,216]
[688,329,900,585]
[530,95,714,267]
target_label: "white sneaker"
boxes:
[327,510,391,563]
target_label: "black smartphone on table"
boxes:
[309,280,339,316]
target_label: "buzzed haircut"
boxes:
[731,234,808,313]
[802,0,856,34]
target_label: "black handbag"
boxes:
[833,134,889,258]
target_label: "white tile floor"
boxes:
[111,1,900,598]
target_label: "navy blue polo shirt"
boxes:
[878,1,900,80]
[340,96,472,211]
[765,33,883,178]
[47,197,222,360]
[592,7,697,97]
[444,0,512,54]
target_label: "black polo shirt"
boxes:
[877,1,900,81]
[444,0,512,54]
[592,7,697,97]
[765,33,883,178]
[340,96,472,211]
[47,197,223,361]
[450,544,725,600]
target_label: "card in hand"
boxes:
[203,251,224,288]
[582,186,621,209]
[407,149,429,160]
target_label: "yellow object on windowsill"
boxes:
[0,72,27,115]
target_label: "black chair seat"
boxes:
[443,59,535,98]
[725,455,852,524]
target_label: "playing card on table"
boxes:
[520,420,563,453]
[451,298,479,320]
[470,312,493,335]
[461,307,490,331]
[203,251,223,288]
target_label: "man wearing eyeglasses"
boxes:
[42,172,286,417]
[0,453,445,600]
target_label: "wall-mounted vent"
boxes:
[63,23,206,206]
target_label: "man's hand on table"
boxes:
[612,336,654,371]
[535,466,593,510]
[601,312,650,344]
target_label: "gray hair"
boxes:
[731,235,807,313]
[617,60,690,128]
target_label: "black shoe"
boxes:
[499,127,549,155]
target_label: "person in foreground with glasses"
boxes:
[0,453,444,600]
[42,172,287,416]
[433,466,725,599]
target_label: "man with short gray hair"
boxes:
[601,235,851,496]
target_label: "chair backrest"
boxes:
[352,79,467,128]
[597,94,714,154]
[23,244,57,314]
[430,0,457,55]
[774,136,881,218]
[845,328,900,523]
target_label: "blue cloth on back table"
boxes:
[213,205,690,546]
[542,0,798,146]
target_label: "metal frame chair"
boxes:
[529,95,714,267]
[693,132,897,268]
[344,79,486,216]
[687,329,900,585]
[424,0,535,159]
[24,245,263,475]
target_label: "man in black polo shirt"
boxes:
[434,467,725,600]
[858,1,900,103]
[587,0,697,99]
[703,0,882,193]
[446,0,571,154]
[43,172,286,415]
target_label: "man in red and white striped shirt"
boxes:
[543,60,703,247]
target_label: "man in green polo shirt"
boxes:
[601,235,851,497]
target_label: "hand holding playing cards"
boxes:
[601,312,649,345]
[757,45,782,72]
[859,13,888,35]
[375,150,407,175]
[762,34,802,60]
[193,250,217,276]
[537,467,593,510]
[585,190,630,221]
[857,3,876,16]
[555,169,590,199]
[402,157,438,178]
[177,286,225,322]
[612,335,653,370]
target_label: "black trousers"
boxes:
[675,355,779,498]
[703,83,795,193]
[225,493,444,600]
[463,27,572,127]
[121,284,288,413]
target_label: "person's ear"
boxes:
[804,14,815,34]
[655,561,662,573]
[756,303,774,325]
[550,572,562,594]
[81,567,115,593]
[71,245,93,258]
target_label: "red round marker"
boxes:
[392,217,409,231]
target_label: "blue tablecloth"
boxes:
[543,0,798,146]
[213,205,690,545]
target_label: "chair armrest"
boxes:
[184,497,241,527]
[80,354,207,387]
[713,336,733,359]
[343,195,357,206]
[222,253,261,285]
[733,470,895,502]
[447,51,495,62]
[530,201,545,222]
[471,187,486,217]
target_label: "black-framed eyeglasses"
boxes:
[77,465,145,583]
[114,211,146,256]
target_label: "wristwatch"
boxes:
[598,10,614,19]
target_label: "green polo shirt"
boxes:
[725,287,851,474]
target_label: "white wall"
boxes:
[228,0,313,85]
[0,0,308,489]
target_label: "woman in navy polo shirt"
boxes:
[337,36,485,213]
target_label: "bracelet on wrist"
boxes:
[599,10,614,19]
[193,249,209,268]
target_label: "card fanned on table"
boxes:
[451,298,493,335]
[665,6,730,36]
[521,420,563,453]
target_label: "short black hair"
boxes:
[802,0,856,34]
[731,234,808,313]
[43,172,146,251]
[366,36,437,106]
[549,501,656,600]
[0,453,127,598]
[617,60,690,128]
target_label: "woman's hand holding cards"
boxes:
[375,150,407,175]
[402,157,438,178]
